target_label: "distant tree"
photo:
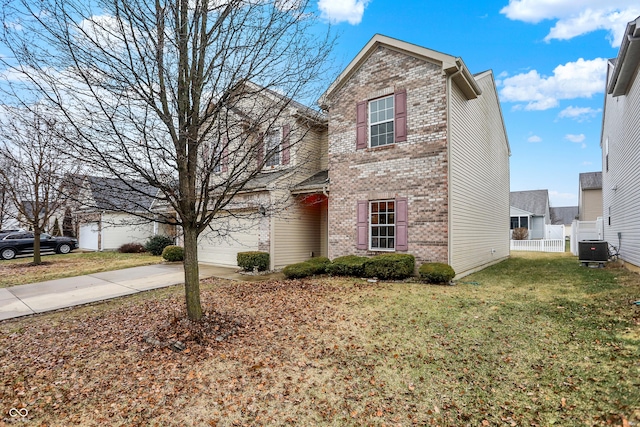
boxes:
[0,107,79,264]
[62,207,75,238]
[0,0,334,319]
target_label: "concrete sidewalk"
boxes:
[0,263,268,321]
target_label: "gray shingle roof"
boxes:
[550,206,579,225]
[510,190,549,216]
[580,172,602,190]
[292,170,329,192]
[85,176,158,212]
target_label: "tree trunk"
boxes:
[33,225,42,265]
[182,225,202,321]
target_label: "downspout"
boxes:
[445,71,458,268]
[99,211,104,251]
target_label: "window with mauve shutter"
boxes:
[357,89,407,149]
[394,89,407,142]
[282,124,290,165]
[356,200,368,250]
[256,132,264,167]
[395,197,408,251]
[356,101,367,150]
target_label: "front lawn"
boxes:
[0,251,163,288]
[1,252,638,426]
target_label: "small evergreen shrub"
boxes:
[282,257,330,279]
[145,235,174,256]
[419,263,456,284]
[363,254,415,280]
[162,245,184,262]
[326,255,368,276]
[237,251,270,272]
[118,242,146,253]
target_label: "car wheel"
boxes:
[1,248,17,260]
[57,243,72,254]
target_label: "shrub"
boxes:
[118,242,146,253]
[512,227,528,240]
[237,251,270,272]
[326,255,368,276]
[419,262,456,284]
[145,235,174,256]
[162,245,184,262]
[363,254,415,280]
[282,257,330,279]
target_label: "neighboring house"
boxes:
[17,201,64,234]
[72,176,164,251]
[510,190,551,239]
[550,206,578,239]
[319,35,510,277]
[578,171,602,221]
[601,15,640,268]
[190,85,329,269]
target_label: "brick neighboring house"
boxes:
[319,35,511,277]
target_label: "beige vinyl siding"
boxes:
[272,197,324,269]
[449,72,510,277]
[602,60,640,268]
[101,213,154,250]
[579,189,603,221]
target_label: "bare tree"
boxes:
[0,0,333,319]
[0,107,77,264]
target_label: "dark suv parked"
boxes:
[0,232,79,260]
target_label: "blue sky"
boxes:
[314,0,640,207]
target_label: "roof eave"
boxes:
[608,16,640,97]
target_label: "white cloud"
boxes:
[318,0,369,25]
[558,105,602,122]
[527,135,542,142]
[583,161,593,165]
[499,58,607,110]
[500,0,640,47]
[565,133,587,148]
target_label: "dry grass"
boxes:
[1,252,639,426]
[0,252,162,288]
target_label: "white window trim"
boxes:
[369,199,396,252]
[368,95,395,148]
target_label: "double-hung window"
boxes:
[265,130,281,167]
[370,200,395,250]
[369,96,394,147]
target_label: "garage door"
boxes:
[197,217,259,267]
[79,222,99,250]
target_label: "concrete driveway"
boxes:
[0,263,281,321]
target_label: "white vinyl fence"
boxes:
[545,224,565,240]
[510,239,565,253]
[570,217,604,255]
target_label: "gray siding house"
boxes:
[601,15,640,269]
[510,190,551,239]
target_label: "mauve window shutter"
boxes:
[282,124,290,165]
[356,101,367,149]
[221,136,228,173]
[257,132,264,168]
[356,200,368,250]
[396,197,408,251]
[395,89,407,142]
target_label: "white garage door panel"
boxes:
[79,222,99,250]
[198,218,259,267]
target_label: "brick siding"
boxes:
[326,45,449,265]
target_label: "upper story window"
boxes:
[356,89,406,150]
[369,96,394,147]
[265,130,281,167]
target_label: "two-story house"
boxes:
[578,172,602,221]
[319,35,511,277]
[601,15,640,269]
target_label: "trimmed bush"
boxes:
[282,257,330,279]
[162,245,184,262]
[237,251,270,272]
[363,254,415,280]
[512,227,528,240]
[327,255,368,276]
[118,242,146,253]
[145,235,174,256]
[419,262,456,284]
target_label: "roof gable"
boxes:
[579,171,602,190]
[510,190,550,216]
[318,34,481,108]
